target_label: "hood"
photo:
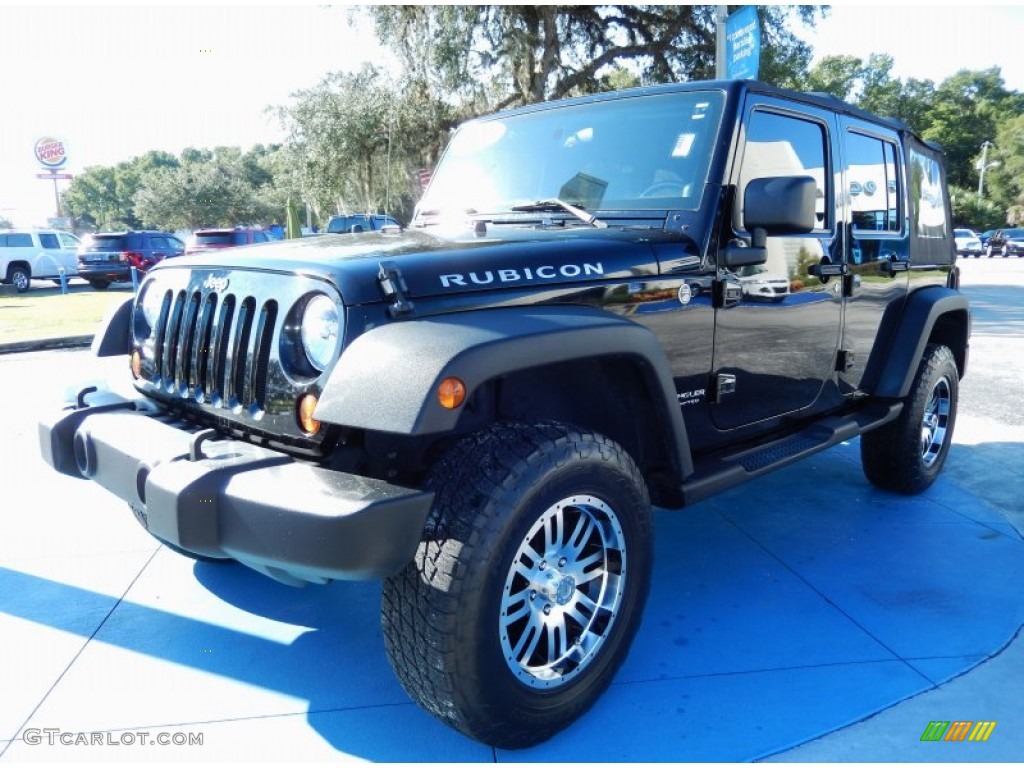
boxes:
[146,226,674,306]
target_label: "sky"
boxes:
[1,2,1023,228]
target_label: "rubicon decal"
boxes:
[439,262,604,288]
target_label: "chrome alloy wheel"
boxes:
[920,375,952,468]
[499,495,626,689]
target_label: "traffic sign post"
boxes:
[725,6,761,80]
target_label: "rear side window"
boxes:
[3,233,33,247]
[909,148,948,241]
[39,233,60,249]
[233,232,250,245]
[846,131,901,234]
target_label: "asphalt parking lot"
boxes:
[0,257,1021,762]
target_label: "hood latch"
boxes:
[378,261,415,318]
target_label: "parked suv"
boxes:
[40,81,969,749]
[184,227,276,255]
[325,213,399,234]
[0,229,81,292]
[76,230,184,289]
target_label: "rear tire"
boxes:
[10,266,30,293]
[861,344,958,494]
[382,422,652,748]
[88,280,110,290]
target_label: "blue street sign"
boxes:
[726,6,761,80]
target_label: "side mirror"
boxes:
[744,175,817,234]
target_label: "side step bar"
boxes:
[681,402,903,506]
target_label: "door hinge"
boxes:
[836,349,855,372]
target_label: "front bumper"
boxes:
[39,389,433,585]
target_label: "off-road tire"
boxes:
[861,344,958,494]
[381,421,653,749]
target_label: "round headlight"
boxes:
[300,294,341,371]
[134,281,165,340]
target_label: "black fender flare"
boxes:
[91,297,134,357]
[866,287,970,399]
[314,305,694,478]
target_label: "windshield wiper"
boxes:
[510,199,608,229]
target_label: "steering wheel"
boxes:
[638,181,688,198]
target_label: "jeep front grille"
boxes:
[133,267,342,448]
[152,288,277,412]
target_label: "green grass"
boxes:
[0,280,134,344]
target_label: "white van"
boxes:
[0,229,82,292]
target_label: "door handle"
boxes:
[808,261,847,281]
[880,253,909,274]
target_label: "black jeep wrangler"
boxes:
[40,80,969,748]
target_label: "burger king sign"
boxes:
[34,136,68,169]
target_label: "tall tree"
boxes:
[275,64,455,223]
[987,113,1024,224]
[63,150,178,230]
[133,154,272,230]
[921,68,1018,191]
[366,5,826,110]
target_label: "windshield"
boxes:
[194,232,241,246]
[419,90,725,219]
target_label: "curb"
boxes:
[0,335,93,355]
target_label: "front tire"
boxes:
[382,422,653,748]
[861,344,959,494]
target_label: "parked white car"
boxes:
[0,229,82,292]
[735,263,790,302]
[954,228,983,258]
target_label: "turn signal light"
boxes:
[130,349,142,379]
[437,377,467,410]
[297,393,321,435]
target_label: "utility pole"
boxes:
[715,6,728,79]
